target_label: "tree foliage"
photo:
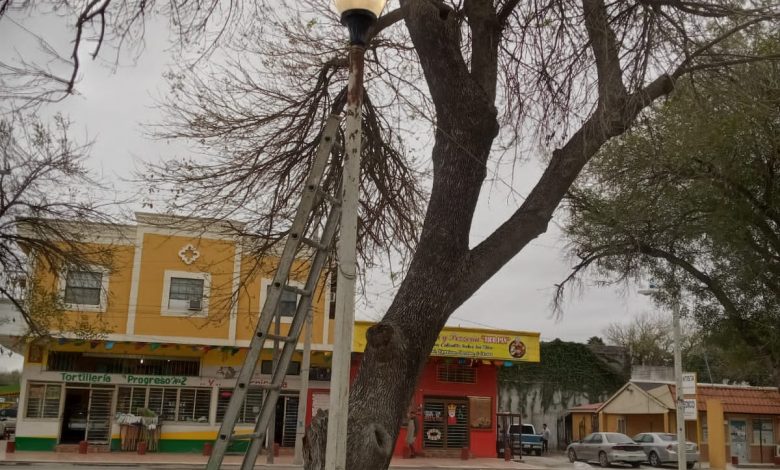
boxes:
[501,340,627,412]
[561,35,780,385]
[604,313,675,367]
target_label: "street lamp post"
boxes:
[638,285,687,470]
[326,2,386,470]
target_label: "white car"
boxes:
[567,432,646,467]
[633,432,699,468]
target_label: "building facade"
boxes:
[352,322,540,458]
[0,213,542,456]
[596,380,780,464]
[0,213,335,452]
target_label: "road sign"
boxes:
[682,372,697,395]
[683,398,698,421]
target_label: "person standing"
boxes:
[542,423,551,454]
[406,411,418,458]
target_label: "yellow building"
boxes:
[595,381,780,464]
[0,213,336,452]
[0,212,543,455]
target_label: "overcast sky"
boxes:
[0,8,657,372]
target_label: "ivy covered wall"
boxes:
[498,340,628,449]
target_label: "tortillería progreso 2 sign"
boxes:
[352,322,540,362]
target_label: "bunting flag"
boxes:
[230,347,241,356]
[104,341,115,350]
[89,341,100,349]
[149,343,161,351]
[134,342,145,350]
[58,338,68,345]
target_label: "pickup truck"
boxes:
[497,424,544,457]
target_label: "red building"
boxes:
[351,321,541,458]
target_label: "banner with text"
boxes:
[352,322,540,362]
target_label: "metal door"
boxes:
[729,420,748,463]
[281,395,299,447]
[85,387,114,444]
[422,399,469,450]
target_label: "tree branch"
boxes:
[368,5,409,41]
[582,0,628,107]
[636,243,741,317]
[465,0,500,102]
[496,0,521,28]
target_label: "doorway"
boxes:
[729,420,749,463]
[60,388,90,444]
[422,398,469,451]
[60,386,114,445]
[273,394,299,448]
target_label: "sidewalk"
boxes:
[0,445,543,469]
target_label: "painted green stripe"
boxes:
[14,437,58,451]
[14,437,250,453]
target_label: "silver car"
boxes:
[567,432,646,467]
[633,432,699,469]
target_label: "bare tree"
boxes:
[2,1,780,468]
[0,111,121,338]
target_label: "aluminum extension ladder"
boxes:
[206,115,342,470]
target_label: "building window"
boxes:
[216,387,264,424]
[161,270,210,317]
[436,363,476,383]
[25,383,61,419]
[60,267,108,312]
[177,388,211,423]
[261,280,301,322]
[116,387,148,415]
[140,387,210,422]
[47,351,200,376]
[617,416,627,434]
[260,360,301,375]
[752,418,774,445]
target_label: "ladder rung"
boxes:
[256,382,283,391]
[301,236,330,252]
[283,285,310,296]
[265,333,296,343]
[315,188,341,206]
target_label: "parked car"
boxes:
[567,432,646,467]
[633,432,699,469]
[0,407,17,438]
[509,424,544,456]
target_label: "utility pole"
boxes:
[639,285,687,470]
[324,42,364,470]
[293,306,313,465]
[266,305,281,463]
[325,2,385,468]
[671,300,687,470]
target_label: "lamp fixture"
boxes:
[334,0,388,45]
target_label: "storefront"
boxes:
[14,341,333,452]
[351,322,541,458]
[596,380,780,464]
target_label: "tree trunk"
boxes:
[303,2,500,466]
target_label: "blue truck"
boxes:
[497,423,544,457]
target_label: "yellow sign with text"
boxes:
[352,322,540,362]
